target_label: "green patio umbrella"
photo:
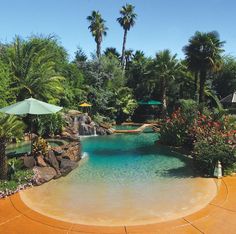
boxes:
[138,100,162,105]
[0,97,63,153]
[0,97,62,115]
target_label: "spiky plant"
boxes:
[0,114,25,179]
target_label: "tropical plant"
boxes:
[0,60,14,107]
[149,50,183,116]
[213,55,236,99]
[87,11,108,58]
[114,87,138,123]
[117,4,137,68]
[183,31,225,103]
[104,47,120,59]
[34,113,65,137]
[74,47,87,63]
[126,51,152,100]
[5,36,65,103]
[0,114,25,179]
[159,100,199,147]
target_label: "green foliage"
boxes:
[87,11,108,58]
[213,55,236,98]
[114,87,138,123]
[0,61,14,107]
[183,31,225,103]
[159,108,194,147]
[194,135,236,175]
[32,137,49,157]
[61,63,85,108]
[117,4,137,66]
[0,114,25,141]
[34,113,65,137]
[5,36,65,103]
[159,102,236,175]
[1,158,33,192]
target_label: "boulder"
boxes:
[33,166,57,185]
[36,155,47,167]
[59,158,78,176]
[23,156,36,169]
[52,146,64,156]
[46,150,60,171]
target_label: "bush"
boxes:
[159,99,198,147]
[159,101,236,175]
[34,113,65,137]
[1,158,34,192]
[194,135,236,175]
[32,137,49,157]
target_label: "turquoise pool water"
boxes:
[21,133,217,226]
[79,133,193,183]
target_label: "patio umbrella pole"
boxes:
[30,115,33,155]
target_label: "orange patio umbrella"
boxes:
[79,102,92,113]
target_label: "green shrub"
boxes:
[0,157,33,192]
[34,113,65,137]
[193,135,236,175]
[159,99,198,147]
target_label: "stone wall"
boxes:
[23,139,81,185]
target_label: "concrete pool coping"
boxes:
[0,176,236,233]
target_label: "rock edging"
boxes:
[23,138,81,186]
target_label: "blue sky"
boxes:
[0,0,235,59]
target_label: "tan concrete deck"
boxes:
[0,176,236,233]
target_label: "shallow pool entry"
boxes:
[21,133,217,226]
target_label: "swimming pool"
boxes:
[20,133,217,226]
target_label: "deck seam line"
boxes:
[209,203,236,213]
[10,196,69,231]
[221,178,229,204]
[67,223,74,234]
[0,214,22,226]
[182,218,204,234]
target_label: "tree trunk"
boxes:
[194,71,199,103]
[161,78,167,117]
[199,70,206,103]
[96,41,101,59]
[0,138,7,180]
[121,29,127,69]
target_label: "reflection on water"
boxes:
[21,133,217,226]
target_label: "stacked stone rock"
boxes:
[23,140,81,185]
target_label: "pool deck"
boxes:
[0,176,236,234]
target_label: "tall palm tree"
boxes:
[6,36,64,102]
[0,114,25,179]
[87,11,108,58]
[117,4,137,68]
[151,50,183,116]
[183,31,225,103]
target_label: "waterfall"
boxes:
[74,116,78,131]
[94,126,97,136]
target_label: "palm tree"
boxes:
[117,4,137,68]
[183,31,225,103]
[6,36,64,102]
[151,50,183,116]
[87,11,108,58]
[124,49,133,69]
[0,114,25,179]
[104,47,120,59]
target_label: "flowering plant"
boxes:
[159,102,236,175]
